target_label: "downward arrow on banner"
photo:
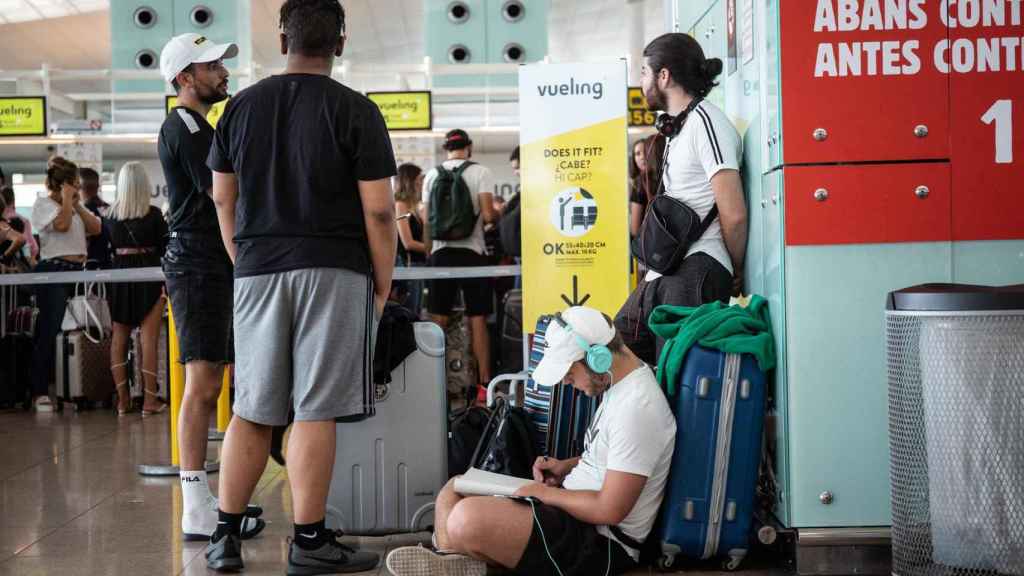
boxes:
[560,275,591,307]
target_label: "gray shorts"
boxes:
[233,268,377,426]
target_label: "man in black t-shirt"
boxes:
[157,32,264,543]
[204,1,396,573]
[79,168,111,268]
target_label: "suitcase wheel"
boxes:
[723,554,744,571]
[657,555,675,572]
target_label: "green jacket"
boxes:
[648,295,776,395]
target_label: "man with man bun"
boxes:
[615,33,748,366]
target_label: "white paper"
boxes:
[453,467,533,497]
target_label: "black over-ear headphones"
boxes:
[655,96,704,139]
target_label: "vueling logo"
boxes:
[194,36,207,45]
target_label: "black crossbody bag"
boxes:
[631,98,719,276]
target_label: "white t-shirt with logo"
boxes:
[421,159,493,256]
[562,364,677,561]
[31,196,87,260]
[646,100,741,281]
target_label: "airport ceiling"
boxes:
[0,0,665,70]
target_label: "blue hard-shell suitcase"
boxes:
[657,345,767,571]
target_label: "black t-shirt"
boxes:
[158,107,223,239]
[104,206,169,251]
[208,74,397,278]
[630,178,649,208]
[397,212,426,265]
[84,197,112,267]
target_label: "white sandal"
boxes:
[141,383,167,417]
[111,361,131,416]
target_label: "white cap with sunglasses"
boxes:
[160,33,239,83]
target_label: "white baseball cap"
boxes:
[160,33,239,83]
[532,307,616,386]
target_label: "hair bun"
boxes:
[703,58,724,80]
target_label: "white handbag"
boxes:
[62,282,111,343]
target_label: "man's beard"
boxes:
[644,85,666,112]
[197,83,229,106]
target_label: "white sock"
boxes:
[181,470,215,535]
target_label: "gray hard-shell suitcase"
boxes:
[325,322,447,535]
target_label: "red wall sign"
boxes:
[781,0,1024,244]
[780,0,950,164]
[946,4,1024,241]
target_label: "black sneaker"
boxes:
[205,533,244,573]
[287,530,379,575]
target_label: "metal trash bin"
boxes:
[886,284,1024,576]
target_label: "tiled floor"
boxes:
[0,408,788,576]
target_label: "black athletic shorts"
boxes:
[427,247,494,317]
[514,500,637,576]
[163,234,234,365]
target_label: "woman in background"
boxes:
[0,193,27,268]
[629,139,648,237]
[629,134,666,237]
[30,157,101,412]
[104,162,168,416]
[394,163,427,316]
[1,186,37,266]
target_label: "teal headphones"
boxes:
[553,313,614,375]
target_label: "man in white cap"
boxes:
[157,33,264,541]
[387,306,677,576]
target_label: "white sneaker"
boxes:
[386,545,487,576]
[182,506,266,542]
[34,396,54,413]
[207,496,264,518]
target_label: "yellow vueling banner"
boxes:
[519,62,630,334]
[166,96,228,128]
[0,97,46,137]
[367,91,432,131]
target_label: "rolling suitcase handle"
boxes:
[486,372,528,408]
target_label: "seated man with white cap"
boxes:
[387,306,677,576]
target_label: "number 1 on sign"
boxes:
[981,100,1013,164]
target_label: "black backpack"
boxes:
[448,405,491,478]
[429,162,477,241]
[498,193,522,257]
[471,396,538,480]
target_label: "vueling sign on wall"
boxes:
[519,63,630,332]
[367,91,432,131]
[0,97,46,137]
